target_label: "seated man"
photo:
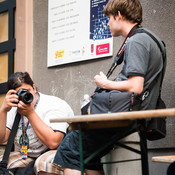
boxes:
[53,0,165,174]
[0,72,74,175]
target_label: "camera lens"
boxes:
[21,92,33,104]
[17,89,33,104]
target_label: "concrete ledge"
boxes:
[152,155,175,164]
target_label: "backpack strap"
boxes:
[136,28,166,101]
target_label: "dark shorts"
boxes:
[53,127,129,171]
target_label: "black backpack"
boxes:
[138,29,167,141]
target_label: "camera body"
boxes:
[15,88,33,104]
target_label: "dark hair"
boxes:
[104,0,142,25]
[7,72,34,90]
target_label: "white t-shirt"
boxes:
[6,93,74,158]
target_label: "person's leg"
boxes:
[64,168,81,175]
[0,151,34,168]
[53,131,82,171]
[85,169,105,175]
[63,169,104,175]
[34,150,63,175]
[63,168,104,175]
[54,129,121,174]
[38,172,58,175]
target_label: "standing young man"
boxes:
[53,0,165,174]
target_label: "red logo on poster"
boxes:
[96,43,110,55]
[91,44,94,53]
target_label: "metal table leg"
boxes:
[139,130,149,175]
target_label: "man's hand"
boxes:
[94,72,108,89]
[17,100,35,119]
[0,90,18,113]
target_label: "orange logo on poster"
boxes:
[55,50,64,59]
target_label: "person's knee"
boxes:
[38,172,56,175]
[64,168,82,175]
[85,169,104,175]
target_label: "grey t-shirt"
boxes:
[117,30,164,110]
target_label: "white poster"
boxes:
[47,0,113,67]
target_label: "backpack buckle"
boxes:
[142,90,150,101]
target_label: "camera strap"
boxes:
[106,24,140,78]
[1,113,21,168]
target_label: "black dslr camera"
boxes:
[15,88,33,104]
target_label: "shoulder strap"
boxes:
[137,29,166,100]
[138,28,166,87]
[0,113,21,168]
